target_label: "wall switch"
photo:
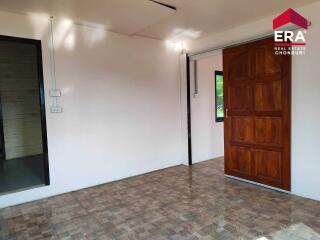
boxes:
[50,89,62,97]
[51,106,63,113]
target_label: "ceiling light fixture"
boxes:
[166,40,187,53]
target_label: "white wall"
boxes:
[189,2,320,201]
[291,3,320,203]
[1,1,319,207]
[0,11,185,208]
[190,51,224,163]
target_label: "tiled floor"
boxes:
[0,157,319,240]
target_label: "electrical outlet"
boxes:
[51,106,63,113]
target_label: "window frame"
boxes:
[215,70,224,122]
[0,34,50,186]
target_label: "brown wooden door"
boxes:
[223,37,291,191]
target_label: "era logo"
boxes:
[274,30,306,43]
[273,8,308,53]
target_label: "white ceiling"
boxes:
[0,0,318,41]
[140,0,319,41]
[0,0,176,35]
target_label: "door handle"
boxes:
[226,108,229,119]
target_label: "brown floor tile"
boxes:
[1,158,320,240]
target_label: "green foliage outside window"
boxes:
[215,71,224,122]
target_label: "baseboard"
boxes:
[225,174,291,194]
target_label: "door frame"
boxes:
[0,96,6,161]
[0,35,50,185]
[186,56,192,165]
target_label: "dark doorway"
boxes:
[0,35,49,194]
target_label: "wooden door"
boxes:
[223,37,291,191]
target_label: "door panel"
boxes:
[255,82,282,111]
[229,86,253,111]
[228,146,252,176]
[231,116,254,143]
[224,37,291,191]
[255,48,282,80]
[229,51,251,82]
[254,150,282,183]
[255,117,282,146]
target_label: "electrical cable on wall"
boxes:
[48,16,62,113]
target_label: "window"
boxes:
[215,71,224,122]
